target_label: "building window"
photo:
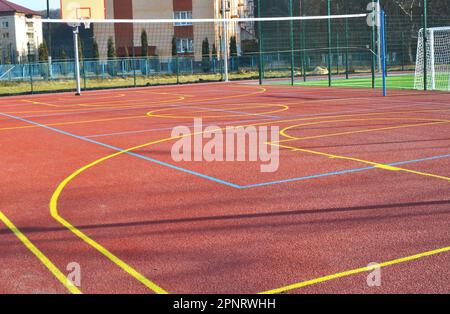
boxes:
[1,21,9,28]
[2,33,9,39]
[176,38,194,53]
[173,11,192,26]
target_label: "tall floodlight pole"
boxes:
[327,0,332,87]
[222,0,229,82]
[423,0,428,90]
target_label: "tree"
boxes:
[212,43,217,59]
[38,41,49,61]
[4,50,11,65]
[92,40,99,60]
[107,37,116,59]
[107,36,117,76]
[77,35,84,61]
[202,38,211,72]
[172,37,178,56]
[60,49,68,76]
[141,29,148,57]
[229,36,238,57]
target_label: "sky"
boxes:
[8,0,60,11]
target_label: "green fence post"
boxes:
[345,18,349,79]
[257,0,263,85]
[27,43,34,94]
[401,31,405,71]
[289,0,295,86]
[336,33,340,75]
[83,59,87,90]
[131,40,137,87]
[327,0,332,87]
[176,56,180,84]
[302,15,308,82]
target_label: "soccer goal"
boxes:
[415,27,450,91]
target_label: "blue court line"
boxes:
[1,111,449,190]
[242,153,450,189]
[0,111,241,189]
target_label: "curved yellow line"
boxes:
[279,117,450,141]
[147,103,289,119]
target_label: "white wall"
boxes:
[0,13,42,63]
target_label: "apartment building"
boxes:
[94,0,254,61]
[0,0,42,63]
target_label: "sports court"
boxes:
[0,0,449,295]
[1,81,449,294]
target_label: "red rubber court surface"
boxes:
[0,82,449,294]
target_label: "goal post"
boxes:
[415,27,450,91]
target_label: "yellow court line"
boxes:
[259,245,450,294]
[4,86,266,115]
[147,103,289,119]
[22,100,61,108]
[279,118,450,142]
[45,108,449,292]
[49,117,276,293]
[0,211,82,294]
[272,142,450,182]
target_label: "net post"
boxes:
[327,0,332,87]
[380,10,387,97]
[73,25,82,96]
[423,0,428,90]
[429,29,435,90]
[221,0,229,82]
[289,0,295,86]
[371,6,376,89]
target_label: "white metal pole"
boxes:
[222,0,229,82]
[73,26,81,96]
[429,29,435,90]
[376,0,382,73]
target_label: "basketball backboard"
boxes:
[60,0,106,20]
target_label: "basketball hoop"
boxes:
[67,19,91,29]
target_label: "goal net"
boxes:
[415,27,450,91]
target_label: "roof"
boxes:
[0,0,41,16]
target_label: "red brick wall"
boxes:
[173,0,192,11]
[113,0,133,56]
